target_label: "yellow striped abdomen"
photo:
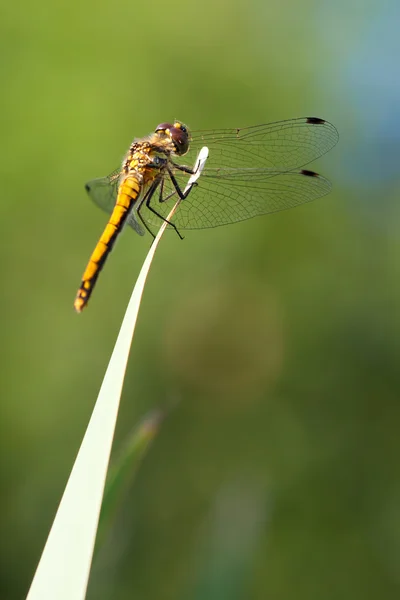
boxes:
[74,176,141,312]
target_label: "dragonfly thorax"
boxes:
[123,142,159,175]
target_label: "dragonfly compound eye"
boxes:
[155,122,173,133]
[173,121,188,134]
[170,126,190,155]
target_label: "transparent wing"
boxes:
[84,169,145,236]
[138,168,333,231]
[182,117,338,173]
[84,117,338,234]
[84,169,120,213]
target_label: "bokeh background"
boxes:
[1,0,400,598]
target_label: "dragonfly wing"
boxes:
[126,207,146,236]
[183,117,338,172]
[135,167,332,231]
[85,169,144,235]
[165,168,332,230]
[85,170,120,213]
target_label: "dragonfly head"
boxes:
[155,121,190,156]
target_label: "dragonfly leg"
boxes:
[146,179,184,240]
[171,162,196,175]
[136,181,161,239]
[167,165,196,200]
[158,177,177,204]
[136,177,183,240]
[137,209,156,239]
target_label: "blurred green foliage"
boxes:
[1,0,399,599]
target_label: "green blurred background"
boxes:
[1,0,400,598]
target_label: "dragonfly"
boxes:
[74,117,338,312]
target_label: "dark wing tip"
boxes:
[85,183,91,192]
[301,169,319,177]
[306,117,326,125]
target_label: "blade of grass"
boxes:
[26,147,209,600]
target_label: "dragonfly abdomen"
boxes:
[74,176,142,312]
